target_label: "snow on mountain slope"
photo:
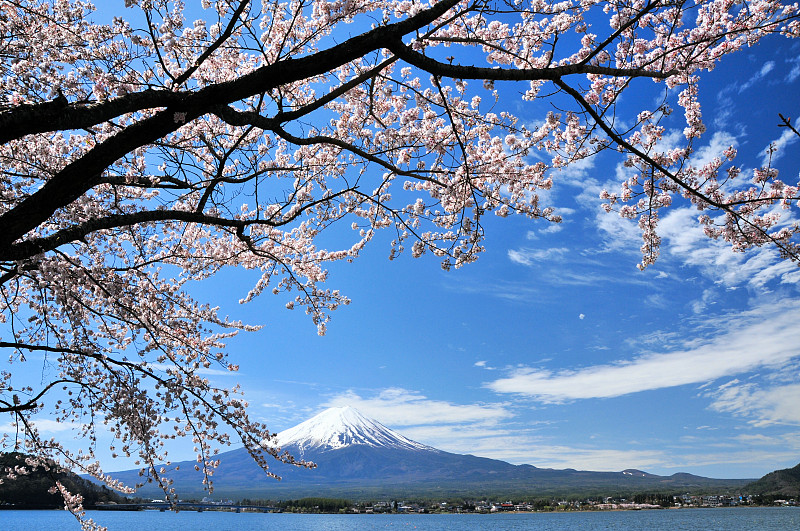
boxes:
[274,406,433,452]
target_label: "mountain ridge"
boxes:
[744,462,800,497]
[106,406,755,499]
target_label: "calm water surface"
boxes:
[1,507,798,530]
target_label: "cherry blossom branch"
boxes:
[555,78,800,262]
[0,376,75,413]
[172,0,252,88]
[0,333,310,476]
[3,210,278,261]
[210,105,446,185]
[579,0,667,66]
[0,0,461,250]
[386,38,679,81]
[273,56,399,124]
[0,0,460,144]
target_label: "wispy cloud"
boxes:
[392,419,671,471]
[593,211,641,254]
[692,131,738,173]
[786,55,800,83]
[761,128,799,167]
[485,299,800,402]
[553,154,598,182]
[322,388,512,426]
[709,380,800,426]
[508,247,569,265]
[318,388,672,470]
[0,418,82,434]
[714,96,735,129]
[313,386,799,474]
[539,223,565,234]
[149,362,235,377]
[658,207,798,288]
[738,60,776,93]
[455,439,667,471]
[650,447,799,477]
[441,275,544,301]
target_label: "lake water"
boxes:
[1,507,798,530]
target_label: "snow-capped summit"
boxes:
[274,406,432,453]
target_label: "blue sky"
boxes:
[10,8,800,482]
[170,32,800,480]
[262,35,800,478]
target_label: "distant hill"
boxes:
[745,462,800,497]
[105,407,753,500]
[0,452,125,509]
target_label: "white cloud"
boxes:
[0,418,81,434]
[539,223,565,234]
[761,128,799,167]
[786,50,800,82]
[553,154,597,182]
[322,388,512,426]
[691,131,738,175]
[150,362,234,377]
[261,402,292,409]
[714,96,735,129]
[788,63,800,83]
[738,60,776,93]
[321,389,668,470]
[709,381,800,426]
[734,431,800,449]
[658,207,798,288]
[594,210,641,254]
[588,127,794,286]
[513,446,667,471]
[389,421,669,471]
[690,288,718,314]
[508,247,569,265]
[460,440,666,471]
[486,299,800,402]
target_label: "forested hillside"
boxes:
[0,453,125,509]
[745,463,800,498]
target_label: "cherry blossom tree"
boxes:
[1,0,799,525]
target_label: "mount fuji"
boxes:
[273,406,432,454]
[108,406,752,499]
